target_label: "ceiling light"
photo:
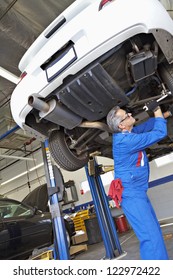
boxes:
[1,171,28,186]
[29,162,44,171]
[0,162,44,186]
[0,66,19,84]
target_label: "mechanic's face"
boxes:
[117,109,136,131]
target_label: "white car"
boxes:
[11,0,173,171]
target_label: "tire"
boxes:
[158,62,173,141]
[49,130,89,171]
[66,229,71,248]
[159,62,173,92]
[51,230,71,249]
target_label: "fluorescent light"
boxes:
[29,162,44,171]
[1,171,28,186]
[0,163,44,186]
[0,66,19,84]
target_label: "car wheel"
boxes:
[51,230,71,251]
[66,229,71,248]
[49,130,89,171]
[159,62,173,92]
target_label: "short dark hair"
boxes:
[106,106,122,132]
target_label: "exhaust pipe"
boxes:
[28,95,50,113]
[28,95,82,129]
[79,121,112,133]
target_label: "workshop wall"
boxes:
[148,181,173,220]
[148,160,173,220]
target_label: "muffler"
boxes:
[28,95,82,129]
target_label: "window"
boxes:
[0,200,33,219]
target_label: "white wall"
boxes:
[149,159,173,180]
[148,182,173,221]
[148,160,173,220]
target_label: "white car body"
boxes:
[10,0,173,171]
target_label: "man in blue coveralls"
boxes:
[106,100,169,260]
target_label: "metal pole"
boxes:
[85,164,115,259]
[0,125,19,140]
[42,139,70,260]
[96,169,123,254]
[85,157,123,259]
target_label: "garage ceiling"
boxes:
[0,0,74,171]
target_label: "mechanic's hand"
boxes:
[143,100,160,112]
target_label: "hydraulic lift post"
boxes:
[42,139,70,260]
[85,156,124,259]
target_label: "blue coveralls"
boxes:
[113,117,169,260]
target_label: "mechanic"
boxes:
[106,100,172,260]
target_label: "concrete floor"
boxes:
[73,218,173,260]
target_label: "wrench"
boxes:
[157,91,172,102]
[143,91,172,111]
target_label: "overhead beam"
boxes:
[0,154,35,161]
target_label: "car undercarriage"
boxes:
[24,33,173,171]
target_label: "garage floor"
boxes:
[73,218,173,260]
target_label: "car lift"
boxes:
[42,140,125,260]
[42,139,70,260]
[85,154,125,259]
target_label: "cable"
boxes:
[24,144,31,193]
[29,141,42,187]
